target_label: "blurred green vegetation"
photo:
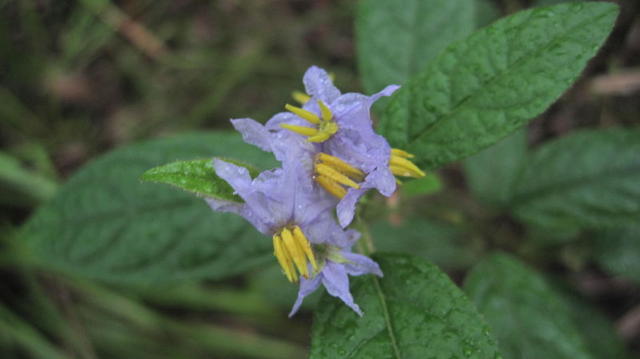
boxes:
[1,0,639,358]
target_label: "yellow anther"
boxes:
[280,123,318,137]
[285,104,320,125]
[390,155,426,178]
[273,234,297,283]
[391,148,415,159]
[317,153,364,181]
[390,165,414,178]
[307,131,332,143]
[315,174,347,198]
[316,164,360,189]
[292,91,310,105]
[318,100,332,122]
[293,226,318,272]
[281,228,309,278]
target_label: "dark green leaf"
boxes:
[19,132,277,285]
[463,129,527,207]
[381,2,618,169]
[356,0,476,94]
[511,128,640,229]
[141,158,258,202]
[311,253,500,359]
[560,287,631,359]
[592,225,640,284]
[464,253,594,359]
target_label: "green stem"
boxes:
[355,210,376,255]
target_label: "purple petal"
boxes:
[364,167,396,197]
[289,275,322,317]
[265,112,307,132]
[321,262,362,316]
[212,158,252,195]
[230,118,273,153]
[303,66,341,104]
[302,213,352,247]
[336,188,366,228]
[341,252,383,277]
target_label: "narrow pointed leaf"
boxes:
[311,253,500,358]
[141,158,259,202]
[381,2,618,169]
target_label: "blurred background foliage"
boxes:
[0,0,639,358]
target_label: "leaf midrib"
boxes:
[371,275,402,359]
[406,6,612,146]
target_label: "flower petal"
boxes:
[336,187,366,228]
[321,262,362,316]
[230,118,273,153]
[341,252,383,277]
[303,66,341,104]
[288,275,322,317]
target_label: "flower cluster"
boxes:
[207,66,424,316]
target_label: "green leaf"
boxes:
[399,173,443,197]
[592,225,640,284]
[381,2,618,169]
[19,132,277,285]
[310,253,500,359]
[463,253,594,359]
[463,129,527,208]
[559,287,631,359]
[371,218,481,270]
[356,0,476,94]
[141,158,258,202]
[511,128,640,229]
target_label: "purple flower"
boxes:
[289,243,383,317]
[265,66,425,227]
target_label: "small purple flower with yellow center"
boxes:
[289,242,382,317]
[270,66,426,227]
[206,131,381,315]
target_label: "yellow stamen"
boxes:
[390,165,415,178]
[316,164,360,189]
[292,91,310,105]
[307,131,332,143]
[281,228,309,278]
[280,123,318,137]
[273,234,296,282]
[390,155,426,177]
[391,148,415,159]
[285,104,320,125]
[293,226,318,271]
[318,100,332,122]
[308,121,338,143]
[317,153,364,181]
[315,175,347,198]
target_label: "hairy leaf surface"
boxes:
[311,253,500,359]
[381,2,618,169]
